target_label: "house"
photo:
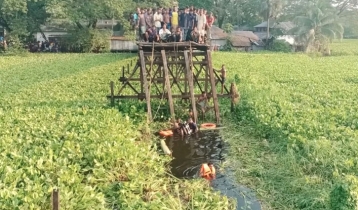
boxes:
[34,25,68,43]
[230,31,263,51]
[210,25,228,50]
[34,19,122,42]
[209,26,264,51]
[110,36,138,52]
[253,20,295,43]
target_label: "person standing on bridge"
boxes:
[171,7,179,32]
[153,9,163,33]
[138,9,146,41]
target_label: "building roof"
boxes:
[230,31,261,47]
[254,21,295,32]
[40,25,67,32]
[211,25,227,40]
[254,20,275,28]
[273,21,295,32]
[254,32,272,40]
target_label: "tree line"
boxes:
[0,0,357,52]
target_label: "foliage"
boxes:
[61,29,112,53]
[178,0,213,10]
[289,5,344,53]
[0,54,233,209]
[213,48,358,209]
[221,37,235,52]
[223,23,234,34]
[267,39,292,52]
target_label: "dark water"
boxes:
[164,130,261,210]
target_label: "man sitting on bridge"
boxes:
[159,24,172,42]
[144,27,159,42]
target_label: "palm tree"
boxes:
[289,6,344,54]
[260,0,285,43]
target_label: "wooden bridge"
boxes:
[108,41,235,124]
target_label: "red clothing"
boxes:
[206,16,215,26]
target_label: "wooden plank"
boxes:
[118,63,140,95]
[143,51,206,57]
[139,50,152,122]
[110,81,114,106]
[137,41,209,50]
[161,50,175,123]
[107,94,231,99]
[207,50,220,124]
[52,189,59,210]
[144,61,207,65]
[204,61,209,93]
[184,50,198,123]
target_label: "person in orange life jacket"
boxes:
[200,162,216,180]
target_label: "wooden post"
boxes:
[230,83,234,112]
[110,81,115,106]
[161,50,175,123]
[127,63,130,74]
[52,189,59,210]
[184,55,188,97]
[139,50,152,122]
[207,50,220,124]
[184,50,198,123]
[131,60,133,66]
[204,64,209,94]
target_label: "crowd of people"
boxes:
[129,6,215,44]
[29,40,60,53]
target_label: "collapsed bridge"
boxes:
[107,41,237,124]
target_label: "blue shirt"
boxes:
[189,122,197,132]
[187,14,195,29]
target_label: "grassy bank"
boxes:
[0,54,233,209]
[212,46,358,209]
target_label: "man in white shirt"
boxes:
[196,9,206,38]
[159,24,171,42]
[153,9,163,33]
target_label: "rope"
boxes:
[152,42,177,121]
[149,41,155,89]
[153,89,166,120]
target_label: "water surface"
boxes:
[165,130,261,210]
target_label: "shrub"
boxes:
[268,39,292,53]
[62,28,112,53]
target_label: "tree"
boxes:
[223,23,233,33]
[260,0,286,42]
[289,5,344,54]
[332,0,358,16]
[178,0,213,10]
[231,0,263,27]
[179,0,236,28]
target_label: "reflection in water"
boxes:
[165,130,261,210]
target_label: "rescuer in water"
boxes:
[172,117,198,136]
[200,162,216,180]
